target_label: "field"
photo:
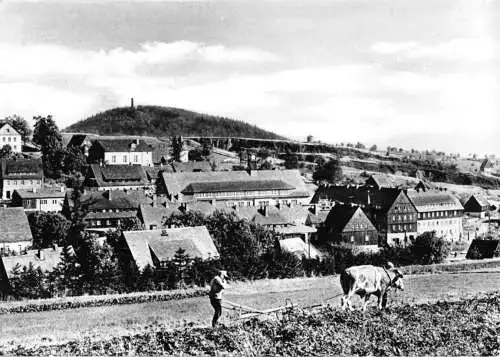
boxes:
[1,269,500,353]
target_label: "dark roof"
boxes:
[88,164,149,187]
[326,204,360,231]
[312,185,401,213]
[94,139,152,153]
[182,180,294,194]
[123,226,219,270]
[86,210,138,220]
[14,188,67,199]
[466,239,500,259]
[0,207,33,243]
[81,190,151,211]
[464,195,490,210]
[407,190,463,212]
[0,159,43,180]
[172,161,212,173]
[1,247,64,278]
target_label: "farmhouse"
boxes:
[84,164,152,191]
[312,185,418,246]
[464,195,491,218]
[160,169,312,207]
[11,187,66,212]
[121,226,219,271]
[0,159,43,200]
[0,246,64,297]
[324,204,378,246]
[0,207,33,254]
[64,190,150,230]
[0,123,22,153]
[406,190,464,241]
[88,139,153,166]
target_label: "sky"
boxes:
[0,0,499,156]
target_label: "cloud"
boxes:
[0,41,278,79]
[372,38,499,62]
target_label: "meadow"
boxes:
[1,269,500,352]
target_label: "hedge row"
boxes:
[0,287,208,315]
[401,257,500,275]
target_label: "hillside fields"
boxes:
[1,270,500,350]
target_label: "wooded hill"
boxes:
[64,106,284,140]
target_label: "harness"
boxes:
[383,267,398,288]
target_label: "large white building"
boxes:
[407,190,464,241]
[88,139,153,166]
[0,123,22,153]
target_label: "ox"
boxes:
[340,263,404,311]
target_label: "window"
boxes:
[365,235,370,242]
[350,236,355,242]
[6,191,10,199]
[134,155,138,163]
[2,137,4,142]
[21,180,24,185]
[13,180,17,185]
[13,146,16,150]
[112,155,116,163]
[8,137,11,142]
[123,155,127,163]
[13,137,16,142]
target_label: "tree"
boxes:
[411,232,451,265]
[4,115,32,143]
[355,142,366,149]
[28,212,71,249]
[62,146,87,174]
[370,145,378,152]
[313,159,343,183]
[33,115,63,177]
[33,115,62,155]
[51,246,83,296]
[284,152,299,169]
[0,144,13,159]
[171,136,183,162]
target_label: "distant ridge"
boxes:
[64,105,285,140]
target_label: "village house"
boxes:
[406,190,464,241]
[0,207,33,255]
[88,139,154,166]
[160,169,312,207]
[278,237,324,260]
[0,123,22,153]
[11,187,66,212]
[311,185,418,246]
[63,190,151,231]
[84,164,152,192]
[0,246,64,298]
[0,159,43,200]
[121,226,219,271]
[323,204,379,246]
[463,195,491,218]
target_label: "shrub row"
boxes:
[401,257,500,275]
[0,287,208,315]
[10,293,500,356]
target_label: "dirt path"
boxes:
[1,270,500,349]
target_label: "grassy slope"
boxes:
[1,270,500,349]
[64,105,285,140]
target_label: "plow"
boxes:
[222,293,344,320]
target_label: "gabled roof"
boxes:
[0,159,43,180]
[277,205,310,225]
[182,180,294,194]
[80,190,151,211]
[139,204,182,229]
[0,123,20,135]
[279,238,323,260]
[122,226,219,270]
[93,139,152,153]
[406,190,463,212]
[465,194,490,209]
[0,207,33,243]
[1,247,64,278]
[480,159,495,171]
[365,175,392,188]
[326,204,360,231]
[88,164,149,187]
[162,169,311,199]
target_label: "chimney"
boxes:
[131,97,135,108]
